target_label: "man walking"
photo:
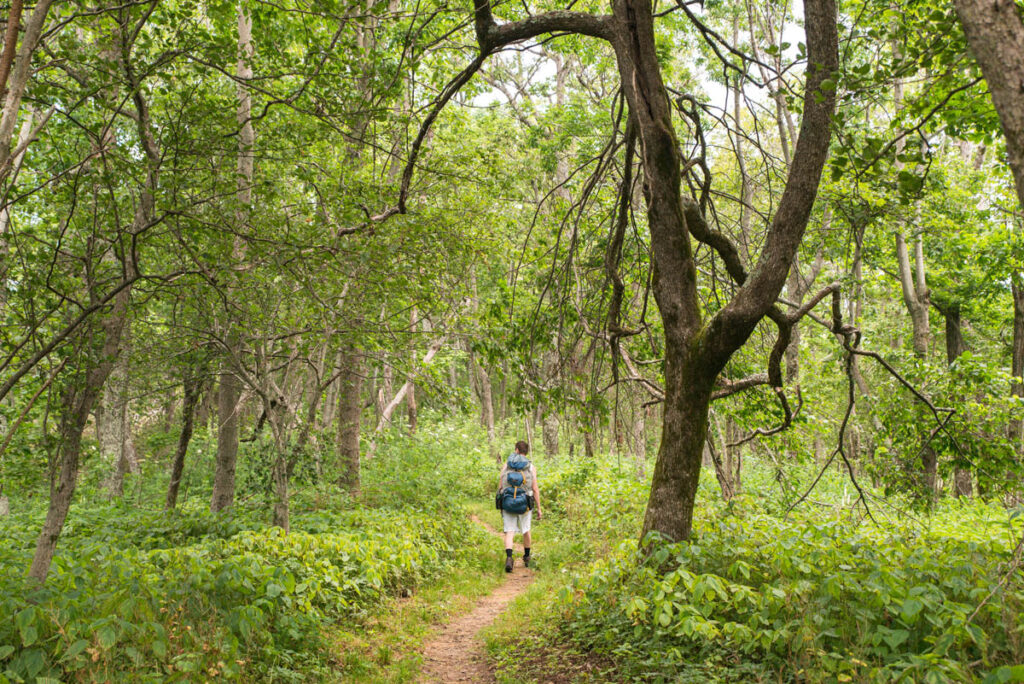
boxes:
[497,440,542,572]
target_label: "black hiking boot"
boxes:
[523,555,531,568]
[505,556,514,573]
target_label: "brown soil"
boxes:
[417,515,535,683]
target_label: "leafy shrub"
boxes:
[555,485,1024,682]
[363,415,495,508]
[0,421,490,683]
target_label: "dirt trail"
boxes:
[418,515,534,683]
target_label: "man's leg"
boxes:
[504,530,514,572]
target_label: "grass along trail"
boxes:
[417,515,535,683]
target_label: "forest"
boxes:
[0,0,1023,681]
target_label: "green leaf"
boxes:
[65,639,88,659]
[0,645,13,660]
[21,625,37,648]
[97,625,117,650]
[16,608,34,632]
[23,648,44,677]
[900,597,923,623]
[152,640,167,659]
[881,628,909,650]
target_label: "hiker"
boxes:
[496,440,542,572]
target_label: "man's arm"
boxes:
[531,464,542,518]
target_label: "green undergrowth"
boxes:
[0,417,498,683]
[330,503,504,683]
[494,460,1024,682]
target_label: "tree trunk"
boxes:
[935,298,972,497]
[28,31,159,579]
[1011,280,1024,445]
[954,0,1024,205]
[1006,278,1024,503]
[604,0,837,542]
[290,343,329,478]
[895,230,930,357]
[541,410,559,459]
[30,251,138,581]
[320,350,340,432]
[0,0,52,182]
[166,372,201,510]
[945,310,971,498]
[377,357,393,419]
[269,406,290,531]
[0,108,33,311]
[709,414,734,501]
[524,413,534,454]
[541,352,559,458]
[212,3,254,513]
[336,348,362,496]
[196,377,214,430]
[100,343,131,499]
[30,347,127,583]
[954,0,1024,493]
[211,370,240,512]
[785,257,803,383]
[407,308,418,435]
[476,360,497,459]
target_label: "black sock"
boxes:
[505,548,513,558]
[523,547,531,558]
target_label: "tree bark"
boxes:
[954,0,1024,205]
[29,310,130,583]
[212,3,254,513]
[0,0,24,101]
[934,297,971,496]
[1011,279,1024,445]
[211,369,241,512]
[0,0,52,182]
[336,348,362,496]
[268,403,290,531]
[100,337,132,499]
[477,361,497,457]
[541,351,559,458]
[0,107,32,310]
[407,308,418,435]
[166,372,201,510]
[320,350,340,433]
[895,230,930,357]
[1007,278,1024,503]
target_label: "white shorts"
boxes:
[501,509,532,534]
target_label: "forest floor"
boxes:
[417,515,534,683]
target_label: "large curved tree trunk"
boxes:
[604,0,837,542]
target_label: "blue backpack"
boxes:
[499,454,533,514]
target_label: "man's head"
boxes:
[515,440,529,455]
